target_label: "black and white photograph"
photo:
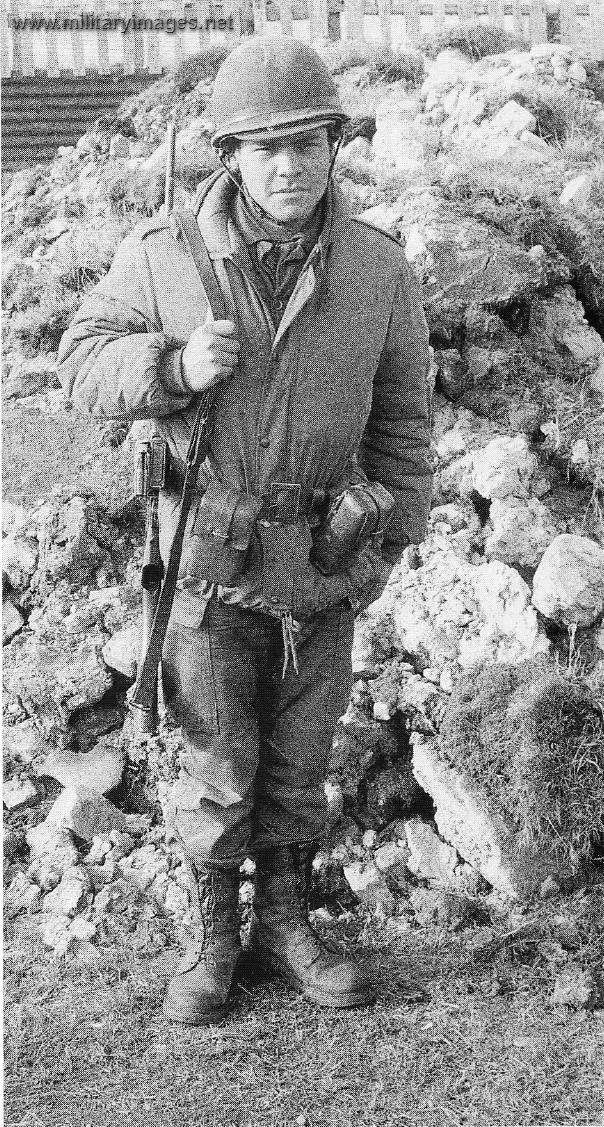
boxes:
[2,2,604,1124]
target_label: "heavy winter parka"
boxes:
[57,171,432,617]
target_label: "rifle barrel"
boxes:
[164,122,176,216]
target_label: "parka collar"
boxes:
[194,169,349,270]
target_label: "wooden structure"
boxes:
[1,0,602,76]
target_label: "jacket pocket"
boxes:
[178,479,262,588]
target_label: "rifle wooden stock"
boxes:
[133,496,163,735]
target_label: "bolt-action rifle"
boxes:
[128,123,224,736]
[129,124,176,736]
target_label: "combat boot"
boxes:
[163,863,241,1025]
[251,845,375,1009]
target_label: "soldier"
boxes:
[57,36,432,1025]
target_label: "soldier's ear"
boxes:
[219,141,240,175]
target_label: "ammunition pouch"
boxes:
[310,480,395,577]
[178,479,263,588]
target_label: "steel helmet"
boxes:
[207,36,349,147]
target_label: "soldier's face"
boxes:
[230,128,332,224]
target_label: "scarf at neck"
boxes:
[233,185,325,323]
[234,183,324,245]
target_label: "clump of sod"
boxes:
[439,660,604,870]
[419,21,528,61]
[173,43,232,94]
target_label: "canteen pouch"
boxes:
[310,480,396,576]
[178,478,263,588]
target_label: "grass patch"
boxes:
[419,21,528,61]
[4,892,604,1127]
[366,46,425,88]
[103,167,165,218]
[319,40,374,75]
[585,59,604,104]
[439,661,604,869]
[51,225,125,293]
[438,160,604,336]
[320,41,424,87]
[540,375,604,495]
[173,43,233,94]
[9,284,81,357]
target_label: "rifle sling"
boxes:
[129,210,226,716]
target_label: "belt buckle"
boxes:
[268,482,301,524]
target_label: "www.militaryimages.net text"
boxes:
[6,12,236,33]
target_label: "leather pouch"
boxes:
[311,481,395,576]
[178,478,263,588]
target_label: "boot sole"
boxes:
[162,994,231,1025]
[258,947,376,1009]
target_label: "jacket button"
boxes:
[260,437,270,449]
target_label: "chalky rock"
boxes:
[4,629,113,720]
[532,534,604,627]
[343,859,394,910]
[101,623,140,680]
[366,544,549,680]
[372,91,424,171]
[567,62,587,84]
[341,136,374,165]
[3,777,38,810]
[144,119,218,177]
[466,561,549,667]
[373,840,409,888]
[37,496,112,584]
[43,866,92,919]
[472,436,538,500]
[420,49,473,106]
[40,912,97,956]
[489,99,536,138]
[412,735,571,899]
[37,742,125,795]
[46,785,132,841]
[404,817,461,886]
[485,497,559,568]
[2,598,24,644]
[4,872,42,917]
[530,287,604,379]
[2,531,38,590]
[109,133,130,159]
[360,200,405,237]
[27,822,80,891]
[560,174,592,211]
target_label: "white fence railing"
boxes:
[1,0,602,77]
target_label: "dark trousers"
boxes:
[161,596,355,868]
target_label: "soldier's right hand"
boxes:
[181,319,240,393]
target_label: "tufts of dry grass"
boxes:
[365,46,425,88]
[439,661,604,869]
[9,284,81,357]
[51,224,125,294]
[102,166,166,219]
[418,21,529,61]
[540,375,604,496]
[4,889,604,1127]
[173,42,233,94]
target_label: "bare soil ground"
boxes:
[5,891,604,1127]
